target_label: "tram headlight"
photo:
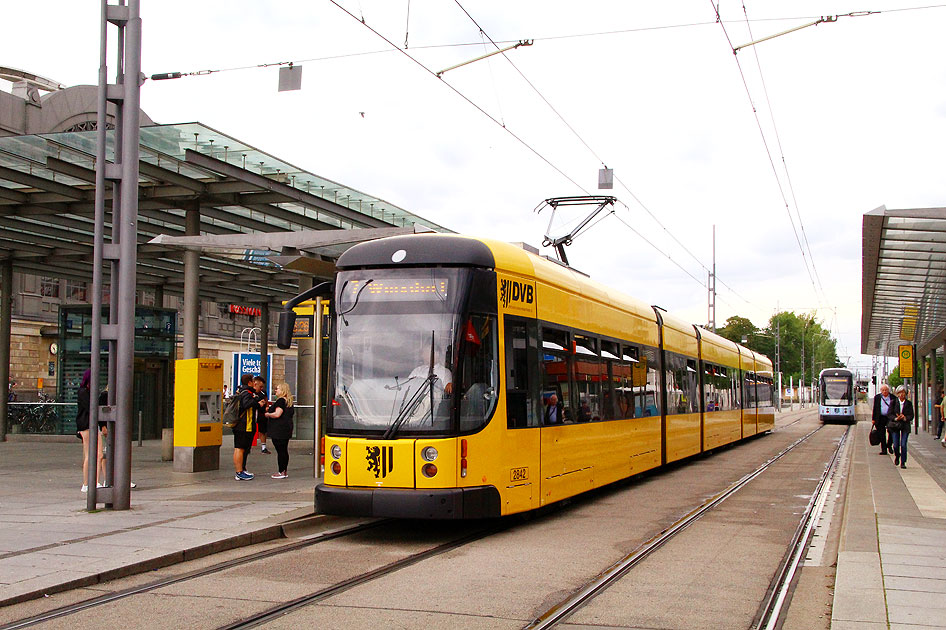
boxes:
[331,461,341,475]
[421,446,439,462]
[331,444,342,460]
[422,463,438,478]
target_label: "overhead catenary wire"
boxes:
[740,1,827,303]
[151,5,946,79]
[327,0,590,193]
[452,0,761,311]
[708,0,822,306]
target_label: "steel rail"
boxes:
[0,519,387,630]
[755,424,851,630]
[524,424,827,630]
[220,524,506,630]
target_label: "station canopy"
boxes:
[862,205,946,356]
[0,122,449,305]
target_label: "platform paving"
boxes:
[833,420,946,629]
[0,436,317,606]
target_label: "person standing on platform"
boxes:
[252,376,270,455]
[892,385,914,468]
[264,382,295,479]
[872,384,898,455]
[233,374,265,480]
[934,388,944,441]
[75,369,103,492]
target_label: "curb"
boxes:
[0,519,306,608]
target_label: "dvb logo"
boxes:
[500,279,534,309]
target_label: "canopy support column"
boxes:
[0,260,12,441]
[183,207,200,360]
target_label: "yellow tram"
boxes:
[285,234,774,519]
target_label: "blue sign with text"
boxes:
[232,352,273,398]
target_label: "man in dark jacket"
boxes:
[233,374,265,480]
[872,383,899,455]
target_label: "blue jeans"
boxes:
[891,429,909,464]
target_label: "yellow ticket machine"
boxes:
[173,358,223,472]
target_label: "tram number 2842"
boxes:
[510,467,529,482]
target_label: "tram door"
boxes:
[502,317,540,513]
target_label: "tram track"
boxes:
[523,422,844,629]
[0,519,388,630]
[219,523,507,630]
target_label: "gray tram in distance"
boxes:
[818,368,855,424]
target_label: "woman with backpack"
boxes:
[264,382,295,479]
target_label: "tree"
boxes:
[717,311,841,384]
[887,367,903,389]
[717,316,759,348]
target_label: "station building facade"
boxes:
[0,70,448,438]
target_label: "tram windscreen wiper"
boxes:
[383,331,437,440]
[338,278,373,326]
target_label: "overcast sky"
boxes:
[5,1,945,379]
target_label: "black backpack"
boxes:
[222,394,241,428]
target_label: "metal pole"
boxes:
[801,328,805,408]
[183,207,200,360]
[138,410,142,447]
[0,260,12,441]
[112,0,142,510]
[88,0,110,509]
[259,304,269,397]
[313,296,323,479]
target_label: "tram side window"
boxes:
[640,345,661,417]
[541,327,572,424]
[705,364,734,412]
[601,340,621,420]
[665,353,699,415]
[744,372,757,408]
[757,376,773,410]
[704,363,719,412]
[502,317,538,429]
[718,366,733,411]
[574,334,601,422]
[459,314,500,432]
[733,369,742,409]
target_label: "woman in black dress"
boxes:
[264,383,294,479]
[75,369,103,492]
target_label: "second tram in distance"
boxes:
[818,368,855,424]
[281,234,775,519]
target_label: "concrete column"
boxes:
[296,277,314,440]
[183,208,200,359]
[259,303,269,397]
[153,284,164,309]
[0,260,12,441]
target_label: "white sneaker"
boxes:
[81,484,88,493]
[96,482,106,489]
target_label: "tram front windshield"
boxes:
[331,268,496,437]
[821,376,852,406]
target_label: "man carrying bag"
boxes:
[871,383,899,455]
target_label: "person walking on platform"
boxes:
[872,383,899,455]
[264,382,295,479]
[891,385,914,468]
[233,374,265,481]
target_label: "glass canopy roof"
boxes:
[0,122,449,233]
[862,206,946,356]
[0,122,450,305]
